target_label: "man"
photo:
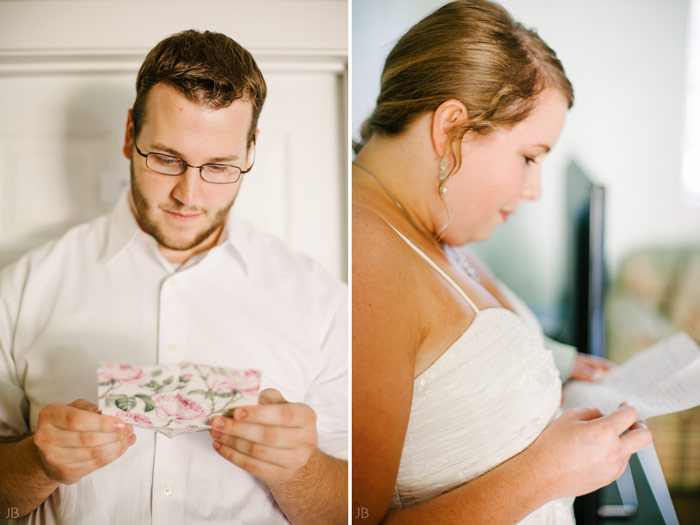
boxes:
[0,30,347,524]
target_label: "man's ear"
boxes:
[122,109,134,160]
[430,99,469,157]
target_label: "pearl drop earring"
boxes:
[438,159,448,195]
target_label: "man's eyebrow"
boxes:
[150,143,240,163]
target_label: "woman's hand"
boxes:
[529,403,651,499]
[570,353,615,382]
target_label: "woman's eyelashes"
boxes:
[524,155,538,165]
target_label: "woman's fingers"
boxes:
[620,420,652,455]
[603,403,640,434]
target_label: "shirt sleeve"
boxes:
[304,286,348,461]
[544,336,578,382]
[0,259,31,439]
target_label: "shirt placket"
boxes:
[158,274,187,366]
[151,433,184,524]
[152,272,188,523]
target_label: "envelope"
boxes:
[98,361,261,437]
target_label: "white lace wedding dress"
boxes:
[387,230,576,524]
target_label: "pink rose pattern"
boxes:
[98,363,152,386]
[210,370,261,395]
[115,410,153,426]
[230,369,262,394]
[98,362,261,437]
[153,393,206,423]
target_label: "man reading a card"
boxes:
[0,30,347,524]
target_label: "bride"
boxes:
[352,1,651,523]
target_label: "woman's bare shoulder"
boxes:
[351,203,423,518]
[352,204,423,310]
[352,201,428,352]
[353,204,408,276]
[352,203,396,245]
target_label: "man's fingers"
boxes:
[213,441,289,482]
[211,419,307,448]
[227,402,315,427]
[208,390,319,486]
[226,389,289,422]
[224,390,313,427]
[53,433,136,464]
[212,433,288,467]
[47,404,126,433]
[258,388,287,405]
[51,427,134,448]
[68,398,100,413]
[58,435,136,469]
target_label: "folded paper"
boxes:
[98,362,261,437]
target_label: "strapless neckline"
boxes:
[382,221,575,522]
[415,307,521,383]
[393,302,574,523]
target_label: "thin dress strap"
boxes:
[385,223,480,313]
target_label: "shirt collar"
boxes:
[103,190,141,263]
[103,188,250,273]
[217,211,251,274]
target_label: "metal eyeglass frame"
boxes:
[133,140,255,184]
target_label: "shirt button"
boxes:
[167,343,177,352]
[169,278,178,286]
[419,380,426,386]
[163,485,172,497]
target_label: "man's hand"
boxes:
[570,353,615,382]
[209,388,318,486]
[33,398,136,484]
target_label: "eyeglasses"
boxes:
[133,142,254,184]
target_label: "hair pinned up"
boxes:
[356,0,573,177]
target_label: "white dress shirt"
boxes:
[0,191,348,524]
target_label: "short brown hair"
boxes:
[357,0,573,171]
[132,29,266,146]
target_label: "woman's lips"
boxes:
[499,210,512,221]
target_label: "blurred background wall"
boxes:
[352,0,699,321]
[0,0,348,281]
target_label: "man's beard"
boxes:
[129,161,236,251]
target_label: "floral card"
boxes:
[98,361,261,437]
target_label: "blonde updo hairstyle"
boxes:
[357,0,573,193]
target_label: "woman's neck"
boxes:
[353,128,447,243]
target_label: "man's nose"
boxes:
[171,166,203,205]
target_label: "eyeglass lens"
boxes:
[146,153,242,184]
